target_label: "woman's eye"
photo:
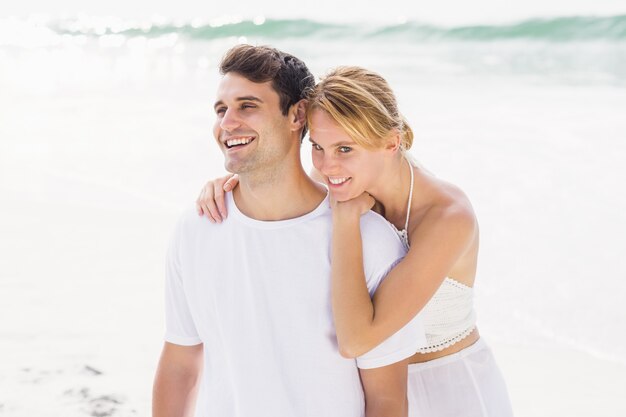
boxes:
[312,143,322,151]
[338,146,352,153]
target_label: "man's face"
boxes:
[213,72,295,175]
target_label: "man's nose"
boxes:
[220,109,241,132]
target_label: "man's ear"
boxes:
[290,99,308,131]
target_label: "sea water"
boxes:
[1,14,625,416]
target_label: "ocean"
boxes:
[1,14,625,416]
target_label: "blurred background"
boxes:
[1,1,625,416]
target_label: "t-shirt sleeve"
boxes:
[163,216,202,346]
[355,311,425,369]
[355,214,427,369]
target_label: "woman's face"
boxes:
[309,109,387,202]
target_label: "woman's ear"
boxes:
[385,129,402,153]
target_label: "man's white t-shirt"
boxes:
[165,192,426,417]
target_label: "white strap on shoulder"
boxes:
[404,158,414,231]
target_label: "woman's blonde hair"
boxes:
[306,66,413,152]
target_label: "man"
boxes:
[152,45,425,417]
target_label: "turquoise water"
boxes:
[2,14,625,87]
[42,15,626,41]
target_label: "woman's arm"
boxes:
[332,197,477,357]
[360,359,409,417]
[195,174,239,222]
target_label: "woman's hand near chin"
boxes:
[331,191,376,221]
[195,174,239,223]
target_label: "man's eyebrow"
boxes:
[237,96,263,103]
[214,96,264,109]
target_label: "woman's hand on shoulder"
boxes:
[195,174,239,223]
[331,192,376,221]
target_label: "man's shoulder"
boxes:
[359,211,405,262]
[360,211,402,245]
[172,205,232,239]
[177,205,210,228]
[358,211,405,291]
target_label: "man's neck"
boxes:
[233,161,327,221]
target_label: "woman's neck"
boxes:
[367,154,414,230]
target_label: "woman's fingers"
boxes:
[364,192,376,210]
[213,174,237,218]
[196,189,209,216]
[223,174,239,192]
[330,191,376,217]
[328,193,337,209]
[204,197,223,223]
[196,198,219,223]
[214,180,227,219]
[201,203,217,223]
[195,174,237,222]
[196,182,222,222]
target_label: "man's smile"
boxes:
[224,136,256,149]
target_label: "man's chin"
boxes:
[224,160,245,174]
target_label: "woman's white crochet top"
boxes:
[392,158,477,353]
[417,278,477,353]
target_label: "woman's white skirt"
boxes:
[407,338,514,417]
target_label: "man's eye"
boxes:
[241,103,256,109]
[338,146,352,153]
[312,144,322,151]
[216,107,226,115]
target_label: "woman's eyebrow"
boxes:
[309,138,355,147]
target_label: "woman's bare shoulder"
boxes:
[411,171,477,238]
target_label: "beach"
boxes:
[1,15,626,416]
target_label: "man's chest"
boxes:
[180,227,335,337]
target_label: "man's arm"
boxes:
[153,342,203,417]
[360,359,409,417]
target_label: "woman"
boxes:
[197,66,513,416]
